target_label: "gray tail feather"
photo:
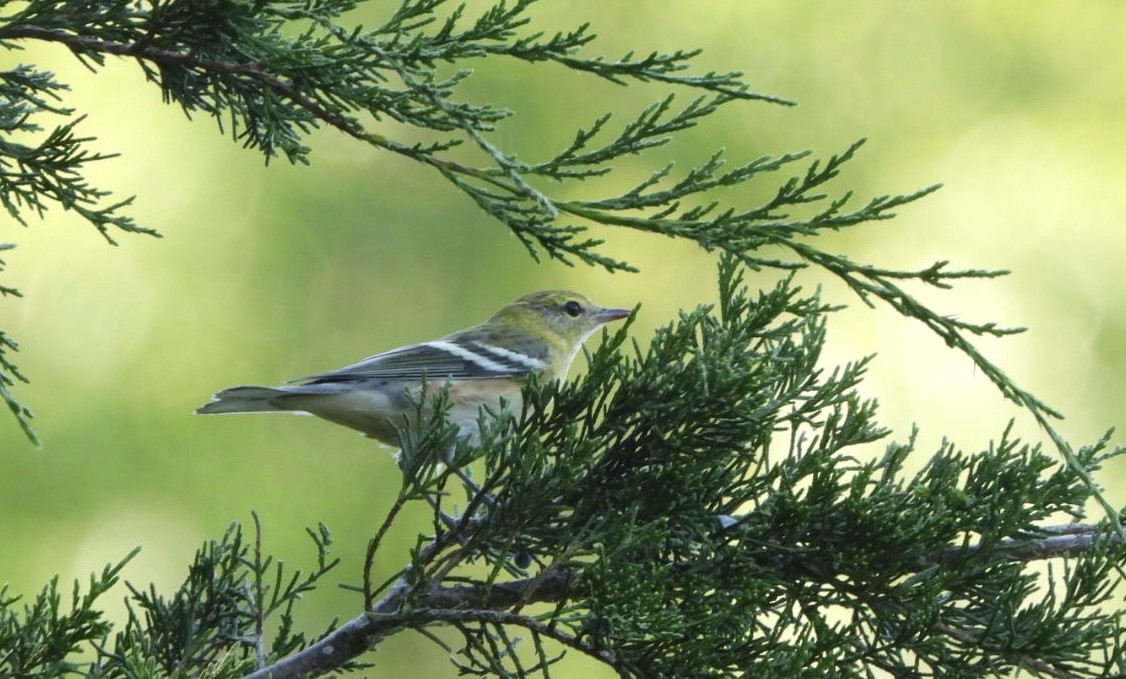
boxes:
[195,385,292,414]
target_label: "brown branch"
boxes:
[245,522,1118,679]
[243,569,573,679]
[427,568,572,610]
[934,523,1120,567]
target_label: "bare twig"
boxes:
[363,494,410,609]
[250,512,268,670]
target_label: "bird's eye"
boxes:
[563,300,583,317]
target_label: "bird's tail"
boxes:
[195,385,292,414]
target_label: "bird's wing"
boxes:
[294,338,545,384]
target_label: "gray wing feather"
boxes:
[293,339,534,384]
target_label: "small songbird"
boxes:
[195,290,630,444]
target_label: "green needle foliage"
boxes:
[4,262,1124,677]
[2,1,1125,677]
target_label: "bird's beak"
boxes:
[594,306,632,324]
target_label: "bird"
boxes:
[195,290,630,446]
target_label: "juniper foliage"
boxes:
[3,263,1123,677]
[2,1,1124,678]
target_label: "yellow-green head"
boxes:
[454,290,631,379]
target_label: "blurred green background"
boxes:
[3,1,1125,675]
